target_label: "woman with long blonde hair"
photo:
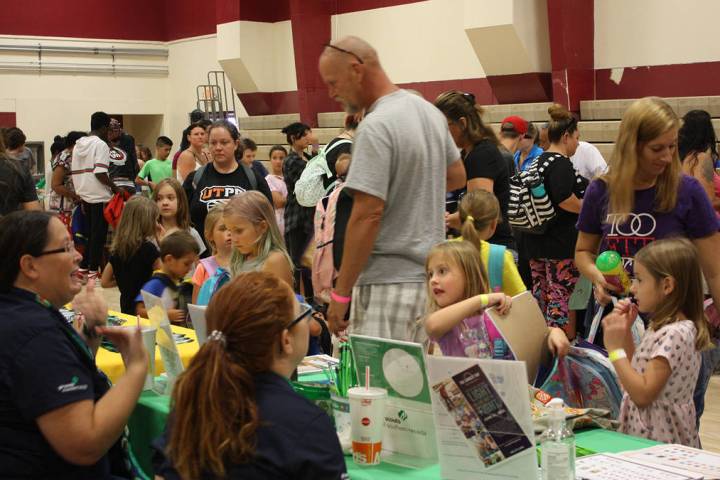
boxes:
[575,97,720,421]
[576,97,718,307]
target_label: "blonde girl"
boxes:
[458,190,526,297]
[424,241,569,359]
[191,204,232,303]
[223,191,293,287]
[603,238,711,446]
[153,177,206,256]
[101,196,161,314]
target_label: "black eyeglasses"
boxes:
[323,44,364,65]
[288,303,313,329]
[35,242,76,257]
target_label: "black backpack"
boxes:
[507,154,560,234]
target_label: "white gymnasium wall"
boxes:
[0,35,168,170]
[165,34,233,147]
[595,0,720,69]
[0,33,239,173]
[330,0,487,83]
[463,0,550,76]
[216,20,297,94]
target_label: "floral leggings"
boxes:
[529,258,580,328]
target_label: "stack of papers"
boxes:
[620,444,720,480]
[297,354,339,374]
[576,448,714,480]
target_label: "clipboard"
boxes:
[484,291,548,383]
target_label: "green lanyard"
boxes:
[33,294,94,364]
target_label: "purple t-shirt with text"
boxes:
[436,314,486,357]
[576,175,719,273]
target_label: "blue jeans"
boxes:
[694,340,720,427]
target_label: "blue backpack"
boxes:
[196,266,231,306]
[487,243,506,292]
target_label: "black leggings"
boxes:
[285,227,313,299]
[81,201,108,271]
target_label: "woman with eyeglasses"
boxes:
[435,90,516,252]
[0,210,149,478]
[152,271,346,480]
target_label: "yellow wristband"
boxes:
[479,294,489,307]
[608,349,627,362]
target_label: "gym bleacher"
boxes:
[241,96,720,166]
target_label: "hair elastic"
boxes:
[466,215,475,223]
[208,330,226,346]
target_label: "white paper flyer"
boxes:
[426,356,537,479]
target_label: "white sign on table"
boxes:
[349,334,437,469]
[426,356,537,479]
[187,303,208,345]
[141,290,184,391]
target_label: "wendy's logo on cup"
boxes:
[361,417,371,426]
[361,399,372,406]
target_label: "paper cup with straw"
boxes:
[348,365,387,466]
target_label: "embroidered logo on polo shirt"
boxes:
[57,375,88,393]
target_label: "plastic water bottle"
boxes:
[540,398,575,480]
[595,250,631,296]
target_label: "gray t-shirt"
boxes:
[345,89,460,285]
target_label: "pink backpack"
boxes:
[312,184,345,304]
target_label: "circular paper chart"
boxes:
[382,348,424,398]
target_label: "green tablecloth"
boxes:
[129,388,660,479]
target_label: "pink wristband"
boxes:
[331,291,352,304]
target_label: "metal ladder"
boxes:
[196,70,238,123]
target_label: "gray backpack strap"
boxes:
[241,163,258,190]
[192,164,208,189]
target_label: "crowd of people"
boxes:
[1,35,720,479]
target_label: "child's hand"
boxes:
[487,293,512,315]
[612,298,639,330]
[167,309,187,325]
[602,308,634,351]
[547,327,570,358]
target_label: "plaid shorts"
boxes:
[349,282,427,343]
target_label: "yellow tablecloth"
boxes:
[95,311,199,383]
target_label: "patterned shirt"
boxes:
[283,152,314,234]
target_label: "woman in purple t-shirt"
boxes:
[575,97,720,307]
[575,97,720,422]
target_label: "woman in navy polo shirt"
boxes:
[0,211,149,479]
[153,271,347,480]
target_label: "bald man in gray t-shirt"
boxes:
[320,37,465,341]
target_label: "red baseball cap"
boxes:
[500,115,529,136]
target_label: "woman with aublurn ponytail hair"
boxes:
[152,271,347,480]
